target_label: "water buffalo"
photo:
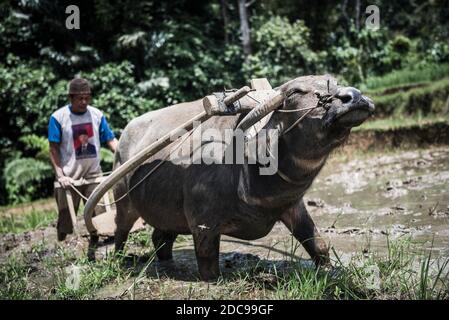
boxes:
[88,75,374,281]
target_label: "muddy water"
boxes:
[212,147,449,265]
[306,147,449,257]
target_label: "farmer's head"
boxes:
[68,78,91,112]
[77,129,89,145]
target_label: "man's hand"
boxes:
[58,176,74,189]
[107,138,119,153]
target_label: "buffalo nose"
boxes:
[336,87,362,105]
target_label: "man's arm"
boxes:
[49,142,73,188]
[99,116,118,153]
[49,142,64,178]
[106,138,118,153]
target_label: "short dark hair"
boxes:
[77,129,88,136]
[68,78,91,95]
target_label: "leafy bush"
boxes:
[137,21,240,104]
[83,61,160,134]
[4,158,53,204]
[0,55,60,161]
[242,16,320,85]
[2,135,52,204]
[426,41,449,64]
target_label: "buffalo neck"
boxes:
[237,117,330,209]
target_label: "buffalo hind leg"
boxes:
[192,231,220,281]
[281,200,330,267]
[152,229,177,261]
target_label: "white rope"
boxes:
[276,106,317,113]
[282,108,315,135]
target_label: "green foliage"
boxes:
[83,61,159,134]
[326,29,417,84]
[243,16,320,85]
[383,35,415,70]
[19,134,50,161]
[2,134,53,204]
[427,41,449,63]
[0,55,59,157]
[137,21,239,104]
[3,158,53,204]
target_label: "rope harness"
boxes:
[264,87,336,186]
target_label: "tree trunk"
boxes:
[238,0,252,58]
[355,0,361,31]
[221,0,229,45]
[341,0,350,32]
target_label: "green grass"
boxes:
[354,114,449,131]
[0,209,57,234]
[52,253,133,299]
[368,77,449,117]
[0,240,157,300]
[208,237,449,300]
[362,63,449,92]
[359,64,449,118]
[1,234,447,300]
[0,255,34,299]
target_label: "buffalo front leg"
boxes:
[152,229,177,261]
[114,185,139,255]
[281,200,330,267]
[192,230,221,282]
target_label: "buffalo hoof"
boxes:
[314,253,331,269]
[197,257,220,282]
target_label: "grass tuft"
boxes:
[0,209,57,234]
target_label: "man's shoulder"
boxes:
[51,105,70,120]
[87,105,104,118]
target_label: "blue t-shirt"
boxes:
[48,106,115,144]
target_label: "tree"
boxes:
[238,0,252,58]
[221,0,230,45]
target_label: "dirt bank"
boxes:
[342,121,449,155]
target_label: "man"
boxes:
[48,78,118,241]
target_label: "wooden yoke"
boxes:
[202,78,276,116]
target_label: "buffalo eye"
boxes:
[286,86,309,98]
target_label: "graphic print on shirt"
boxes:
[72,123,97,160]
